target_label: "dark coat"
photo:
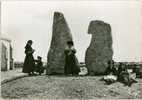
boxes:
[22,45,35,73]
[35,60,44,74]
[64,47,80,75]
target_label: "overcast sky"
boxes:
[1,1,142,62]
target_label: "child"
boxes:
[35,56,45,75]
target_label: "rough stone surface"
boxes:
[85,20,113,75]
[47,12,73,74]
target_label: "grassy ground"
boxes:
[1,75,142,99]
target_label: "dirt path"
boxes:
[1,76,142,99]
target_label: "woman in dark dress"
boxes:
[22,40,35,75]
[64,41,80,75]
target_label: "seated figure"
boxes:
[117,63,137,87]
[105,60,117,75]
[103,60,117,84]
[35,56,45,75]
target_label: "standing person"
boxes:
[64,41,80,76]
[22,40,35,75]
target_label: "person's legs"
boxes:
[64,64,68,75]
[39,68,43,75]
[31,66,36,75]
[128,78,137,87]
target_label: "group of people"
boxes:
[22,40,80,76]
[22,40,45,75]
[22,40,138,87]
[103,60,137,86]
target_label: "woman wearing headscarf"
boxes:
[64,41,80,75]
[22,40,35,75]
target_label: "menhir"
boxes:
[46,12,73,75]
[85,20,113,75]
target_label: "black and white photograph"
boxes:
[0,0,142,99]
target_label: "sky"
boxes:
[1,0,142,62]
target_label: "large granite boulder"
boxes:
[46,12,73,75]
[85,20,113,75]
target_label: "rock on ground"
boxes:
[47,12,73,74]
[85,20,113,75]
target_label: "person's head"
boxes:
[119,62,123,67]
[107,60,114,67]
[111,60,114,65]
[67,41,74,47]
[37,56,42,61]
[119,63,126,70]
[107,60,111,66]
[27,40,33,46]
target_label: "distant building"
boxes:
[0,35,14,71]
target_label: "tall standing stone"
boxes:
[85,20,113,75]
[47,12,73,74]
